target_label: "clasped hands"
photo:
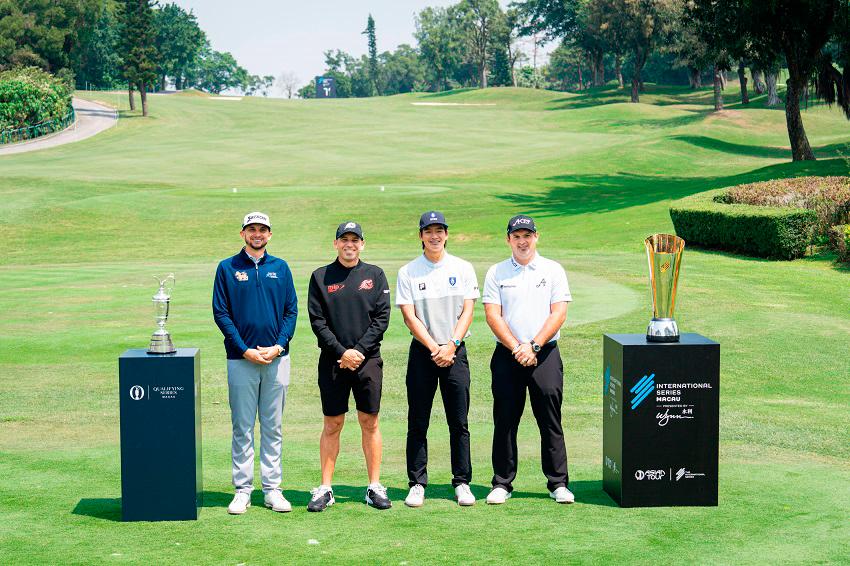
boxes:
[338,349,365,371]
[513,342,538,367]
[430,343,456,368]
[243,345,282,365]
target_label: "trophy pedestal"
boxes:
[118,348,202,521]
[602,334,719,507]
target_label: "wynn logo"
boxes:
[630,373,656,410]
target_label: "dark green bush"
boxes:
[670,189,817,260]
[828,224,850,263]
[0,67,72,130]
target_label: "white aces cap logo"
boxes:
[513,218,532,226]
[129,385,145,400]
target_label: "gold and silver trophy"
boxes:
[148,274,176,354]
[645,234,684,342]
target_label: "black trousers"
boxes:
[406,340,472,488]
[491,342,569,492]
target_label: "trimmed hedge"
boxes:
[828,224,850,263]
[670,189,817,260]
[0,67,72,130]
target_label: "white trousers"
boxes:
[227,356,290,494]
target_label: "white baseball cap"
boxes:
[242,212,271,229]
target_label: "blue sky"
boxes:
[170,0,552,92]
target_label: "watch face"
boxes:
[532,343,541,352]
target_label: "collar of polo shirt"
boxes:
[510,253,539,270]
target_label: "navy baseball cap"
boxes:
[336,221,364,239]
[507,214,537,234]
[419,210,448,230]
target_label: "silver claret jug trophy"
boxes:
[148,274,176,354]
[645,234,684,342]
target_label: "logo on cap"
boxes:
[345,222,356,229]
[513,218,532,226]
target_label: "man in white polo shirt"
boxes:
[397,211,479,508]
[482,214,574,505]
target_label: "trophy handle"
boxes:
[153,274,176,293]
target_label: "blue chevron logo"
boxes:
[630,373,656,410]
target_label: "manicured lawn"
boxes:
[1,84,848,564]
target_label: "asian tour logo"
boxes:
[630,373,656,410]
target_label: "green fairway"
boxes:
[1,85,848,565]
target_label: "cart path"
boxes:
[0,97,118,156]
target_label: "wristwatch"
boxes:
[453,339,461,347]
[276,344,285,357]
[530,340,542,353]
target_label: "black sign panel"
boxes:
[316,76,336,98]
[603,334,719,507]
[119,348,202,521]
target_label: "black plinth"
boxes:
[602,333,719,507]
[118,348,202,521]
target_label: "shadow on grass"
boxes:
[507,480,618,507]
[497,158,850,218]
[72,498,121,521]
[673,136,850,160]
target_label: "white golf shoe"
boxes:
[485,487,511,505]
[549,486,575,504]
[227,492,251,514]
[405,484,425,507]
[264,490,292,512]
[455,484,476,506]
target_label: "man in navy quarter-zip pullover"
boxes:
[213,211,297,515]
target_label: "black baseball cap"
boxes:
[419,210,448,230]
[336,221,364,239]
[507,214,537,234]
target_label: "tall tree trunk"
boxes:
[688,67,702,89]
[738,60,749,104]
[577,65,583,90]
[128,82,136,111]
[719,70,727,90]
[766,71,780,106]
[751,68,765,94]
[140,83,148,117]
[713,64,724,111]
[160,74,166,92]
[594,50,604,86]
[784,75,815,161]
[176,75,183,90]
[615,55,623,88]
[480,58,487,88]
[631,48,645,102]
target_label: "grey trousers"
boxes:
[227,356,290,494]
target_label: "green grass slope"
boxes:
[0,84,848,565]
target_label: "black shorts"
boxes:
[318,351,383,416]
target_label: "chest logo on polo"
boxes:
[418,283,426,291]
[235,271,249,282]
[537,278,547,288]
[266,272,278,279]
[449,276,457,286]
[328,284,345,293]
[358,279,374,290]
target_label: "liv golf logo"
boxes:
[630,373,655,409]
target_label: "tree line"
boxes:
[305,0,849,162]
[0,1,271,116]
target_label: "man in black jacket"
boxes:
[306,221,392,511]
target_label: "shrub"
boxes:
[724,177,850,239]
[0,67,72,130]
[670,189,817,260]
[828,224,850,263]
